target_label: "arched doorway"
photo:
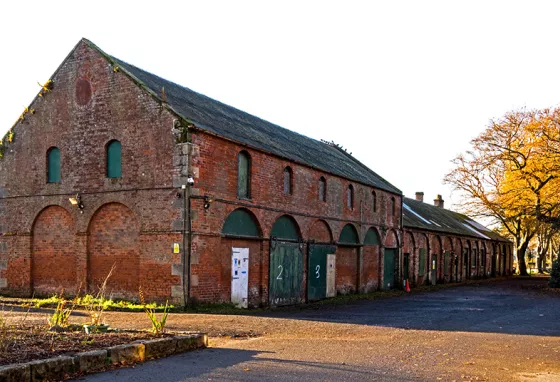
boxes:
[417,233,429,285]
[363,227,381,292]
[429,235,442,285]
[383,229,399,289]
[269,215,303,306]
[87,203,139,300]
[307,220,335,301]
[337,223,361,294]
[443,236,453,283]
[32,206,76,296]
[403,232,415,287]
[222,208,262,308]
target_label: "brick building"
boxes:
[0,39,512,307]
[402,193,512,288]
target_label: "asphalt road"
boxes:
[77,278,560,382]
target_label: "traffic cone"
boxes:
[405,279,411,292]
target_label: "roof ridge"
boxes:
[81,39,402,195]
[332,145,401,195]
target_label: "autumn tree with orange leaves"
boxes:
[444,108,560,276]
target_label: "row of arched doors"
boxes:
[222,208,398,306]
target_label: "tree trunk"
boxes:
[538,252,546,273]
[517,239,529,276]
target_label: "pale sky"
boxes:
[2,1,560,212]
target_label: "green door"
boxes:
[269,241,304,306]
[419,248,426,282]
[307,244,335,301]
[383,249,396,289]
[444,252,450,280]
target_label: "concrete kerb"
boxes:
[0,362,31,382]
[0,333,207,382]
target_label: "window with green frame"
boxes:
[106,140,122,178]
[237,151,250,198]
[47,147,61,183]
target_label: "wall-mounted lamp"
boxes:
[186,175,195,186]
[69,193,84,213]
[203,196,214,209]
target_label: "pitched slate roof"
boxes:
[82,39,401,195]
[403,197,509,242]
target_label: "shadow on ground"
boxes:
[261,277,560,337]
[77,347,419,382]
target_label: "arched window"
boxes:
[237,151,251,198]
[283,166,293,195]
[47,147,61,183]
[391,197,396,216]
[347,185,354,210]
[106,140,122,178]
[372,191,377,212]
[318,176,326,202]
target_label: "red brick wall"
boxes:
[362,245,379,292]
[335,246,359,294]
[189,132,402,234]
[0,39,513,306]
[308,220,333,243]
[0,40,183,303]
[87,203,140,300]
[186,131,400,303]
[190,236,266,307]
[32,206,77,296]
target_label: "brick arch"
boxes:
[87,203,140,300]
[416,232,429,251]
[384,229,399,248]
[308,219,333,243]
[403,231,415,253]
[443,236,453,252]
[31,205,76,296]
[430,234,442,253]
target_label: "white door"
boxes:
[326,254,336,298]
[231,248,249,308]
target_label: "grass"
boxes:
[32,295,176,313]
[1,276,512,316]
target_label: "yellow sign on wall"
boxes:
[173,243,180,254]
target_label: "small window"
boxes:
[390,197,396,216]
[283,166,293,195]
[347,185,354,210]
[47,147,61,183]
[237,151,251,198]
[372,191,377,212]
[318,176,326,202]
[106,140,122,178]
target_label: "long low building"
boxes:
[0,39,513,307]
[402,193,512,288]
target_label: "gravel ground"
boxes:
[3,277,560,381]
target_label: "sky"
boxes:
[2,1,560,212]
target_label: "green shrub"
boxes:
[549,260,560,288]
